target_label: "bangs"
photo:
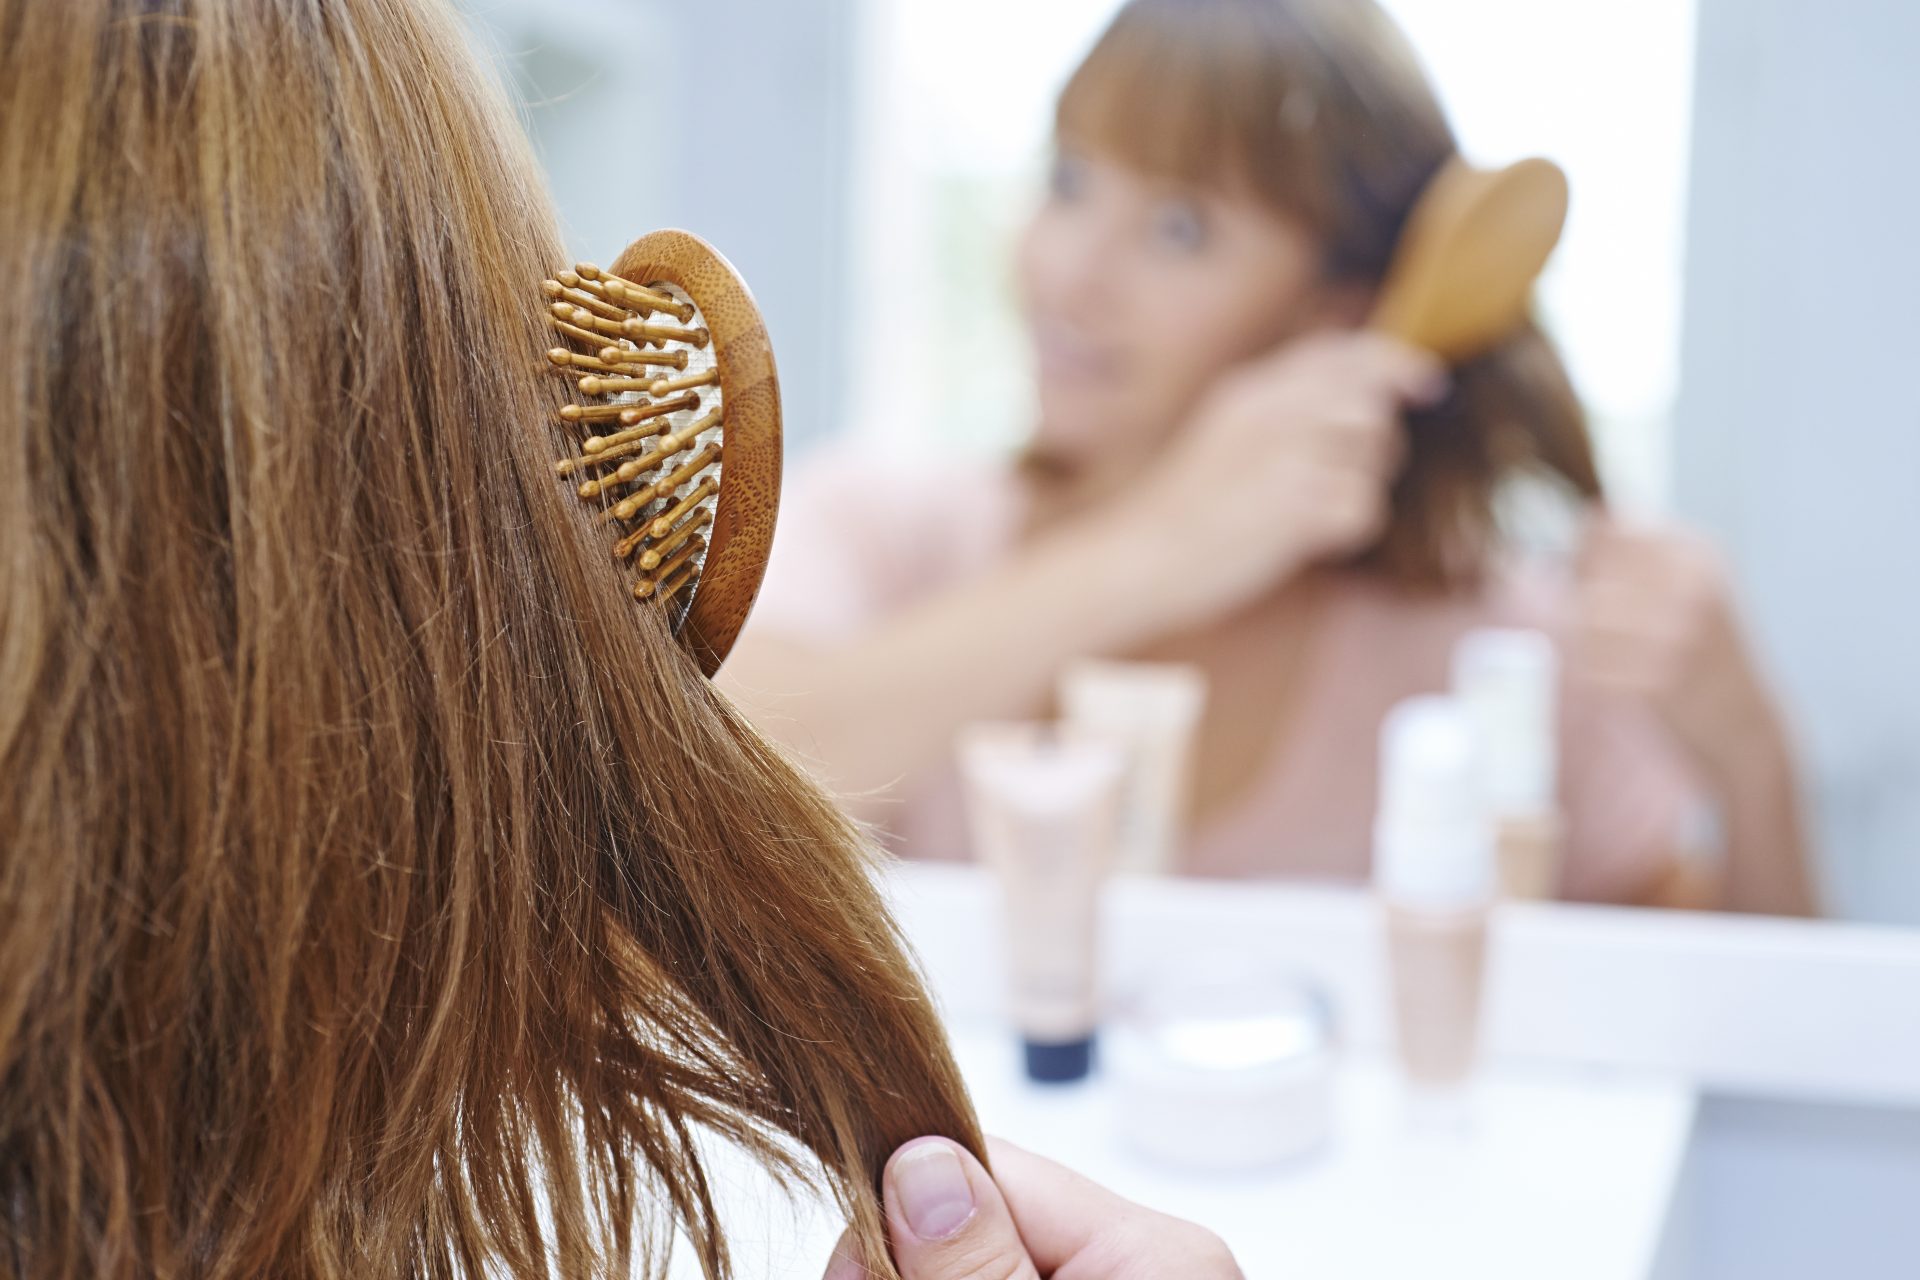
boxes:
[1054,0,1331,222]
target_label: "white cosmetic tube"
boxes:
[1453,629,1564,900]
[1058,660,1206,876]
[1374,696,1496,1093]
[959,723,1126,1083]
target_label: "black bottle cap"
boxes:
[1022,1035,1095,1084]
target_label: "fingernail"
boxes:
[890,1140,976,1241]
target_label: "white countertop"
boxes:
[673,1029,1693,1280]
[947,1033,1693,1280]
[669,863,1920,1277]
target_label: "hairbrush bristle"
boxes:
[616,391,701,429]
[632,535,707,600]
[575,262,697,323]
[598,346,690,371]
[580,421,671,462]
[549,315,620,349]
[556,305,638,344]
[558,401,631,425]
[548,348,635,375]
[545,256,728,613]
[622,318,710,349]
[542,279,633,325]
[646,368,721,397]
[637,507,715,570]
[578,375,652,396]
[578,392,701,452]
[647,474,720,540]
[598,426,711,513]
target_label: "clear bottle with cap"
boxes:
[1373,695,1496,1092]
[1453,628,1563,900]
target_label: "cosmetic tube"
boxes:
[959,723,1126,1083]
[1374,696,1496,1092]
[1058,660,1205,875]
[1453,628,1564,900]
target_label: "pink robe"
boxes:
[748,447,1696,903]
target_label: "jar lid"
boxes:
[1109,960,1336,1172]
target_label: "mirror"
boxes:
[466,0,1920,927]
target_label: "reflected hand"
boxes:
[1102,331,1446,633]
[1568,518,1788,790]
[824,1136,1242,1280]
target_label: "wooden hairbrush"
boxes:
[1370,156,1569,363]
[544,229,780,676]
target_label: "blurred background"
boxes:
[461,0,1918,925]
[462,4,1920,1275]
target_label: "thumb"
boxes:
[883,1137,1040,1280]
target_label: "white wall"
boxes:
[1675,0,1920,924]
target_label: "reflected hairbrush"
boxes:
[1370,156,1570,363]
[543,230,781,676]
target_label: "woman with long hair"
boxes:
[729,0,1815,917]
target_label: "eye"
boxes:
[1048,152,1090,203]
[1151,199,1210,253]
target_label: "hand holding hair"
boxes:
[824,1137,1243,1280]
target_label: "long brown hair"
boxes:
[0,1,979,1276]
[1059,0,1603,587]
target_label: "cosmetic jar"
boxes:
[1108,960,1336,1172]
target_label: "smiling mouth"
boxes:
[1032,325,1121,386]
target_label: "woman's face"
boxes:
[1017,143,1334,475]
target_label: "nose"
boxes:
[1030,204,1127,324]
